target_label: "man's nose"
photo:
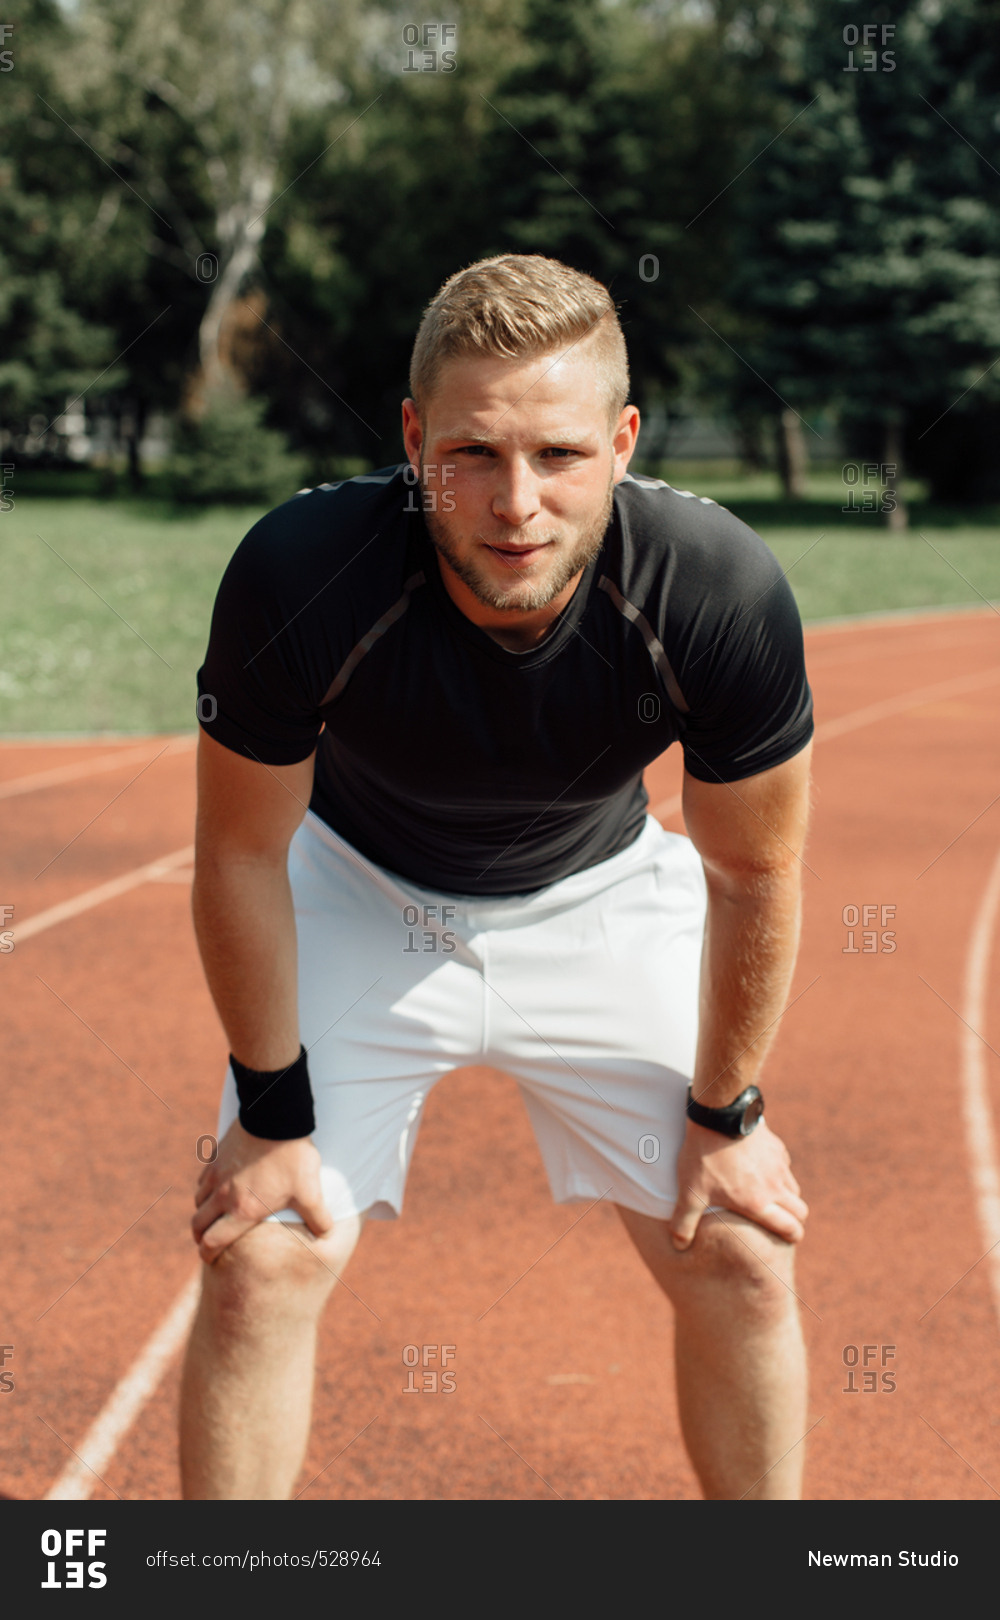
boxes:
[491,457,542,527]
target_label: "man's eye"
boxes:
[450,445,580,459]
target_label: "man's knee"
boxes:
[620,1203,797,1322]
[678,1212,797,1320]
[202,1215,363,1325]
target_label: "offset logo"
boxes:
[41,1528,107,1589]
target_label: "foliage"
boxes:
[0,1,126,431]
[722,0,1000,496]
[168,386,308,504]
[2,0,999,500]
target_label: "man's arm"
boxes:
[189,730,333,1262]
[668,740,813,1250]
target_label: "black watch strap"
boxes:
[686,1084,764,1138]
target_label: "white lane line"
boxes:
[805,602,999,638]
[0,735,195,801]
[43,1270,201,1501]
[804,627,999,676]
[649,665,1000,822]
[814,666,1000,743]
[960,843,1000,1332]
[14,846,194,942]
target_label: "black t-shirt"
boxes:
[197,465,813,895]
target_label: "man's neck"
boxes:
[436,555,586,653]
[481,615,561,653]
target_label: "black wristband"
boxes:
[230,1044,316,1140]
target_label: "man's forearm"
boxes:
[192,849,301,1071]
[691,864,803,1108]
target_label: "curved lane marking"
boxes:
[812,666,1000,744]
[960,843,1000,1331]
[15,847,194,943]
[650,663,1000,823]
[0,735,195,801]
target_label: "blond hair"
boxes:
[409,254,629,425]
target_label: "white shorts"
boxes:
[216,809,708,1224]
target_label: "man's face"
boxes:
[402,338,639,622]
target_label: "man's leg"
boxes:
[179,1214,363,1500]
[616,1205,808,1500]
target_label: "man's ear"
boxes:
[612,404,641,481]
[401,398,423,472]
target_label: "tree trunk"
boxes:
[734,410,766,473]
[883,419,908,531]
[196,234,263,393]
[776,408,808,498]
[123,398,145,491]
[189,169,275,413]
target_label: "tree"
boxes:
[0,1,125,449]
[254,0,770,462]
[61,0,369,399]
[724,0,1000,508]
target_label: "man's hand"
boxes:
[669,1117,808,1251]
[192,1119,334,1263]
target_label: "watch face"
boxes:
[740,1096,764,1134]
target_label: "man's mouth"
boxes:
[483,541,553,567]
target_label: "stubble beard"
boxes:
[420,468,615,613]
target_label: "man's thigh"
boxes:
[480,820,708,1218]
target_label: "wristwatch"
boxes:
[686,1084,764,1138]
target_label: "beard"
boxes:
[421,467,614,613]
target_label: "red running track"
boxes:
[2,606,999,1500]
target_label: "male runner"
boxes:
[181,253,813,1501]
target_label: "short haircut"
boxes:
[409,254,629,427]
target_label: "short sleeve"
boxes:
[678,545,814,784]
[196,518,325,766]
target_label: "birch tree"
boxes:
[63,0,366,395]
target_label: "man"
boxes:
[181,253,813,1501]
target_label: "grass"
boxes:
[655,461,1000,625]
[1,468,998,734]
[0,498,260,734]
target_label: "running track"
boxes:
[2,607,999,1501]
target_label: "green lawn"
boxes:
[1,498,260,734]
[1,475,998,734]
